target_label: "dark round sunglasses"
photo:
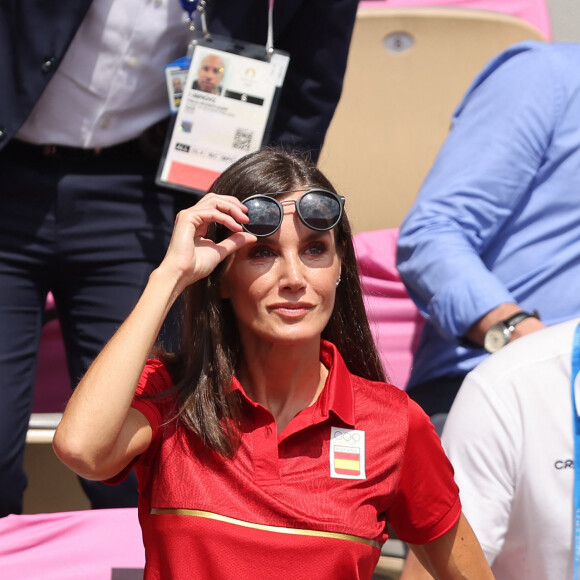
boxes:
[241,189,345,237]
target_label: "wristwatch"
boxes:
[483,310,539,353]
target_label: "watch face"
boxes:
[483,324,510,353]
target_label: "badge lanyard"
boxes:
[571,322,580,580]
[158,0,290,196]
[266,0,274,56]
[179,0,273,55]
[180,0,208,35]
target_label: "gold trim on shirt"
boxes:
[150,508,382,549]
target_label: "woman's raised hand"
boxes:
[159,193,256,293]
[53,193,255,481]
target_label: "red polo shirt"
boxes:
[118,341,460,579]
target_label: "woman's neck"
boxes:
[237,340,328,434]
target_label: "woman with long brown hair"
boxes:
[54,148,492,579]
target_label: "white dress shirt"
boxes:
[17,0,191,148]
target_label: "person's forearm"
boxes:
[405,514,494,580]
[53,265,182,478]
[400,550,435,580]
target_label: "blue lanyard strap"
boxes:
[180,0,199,20]
[572,322,580,580]
[180,0,208,34]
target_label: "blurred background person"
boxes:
[396,41,580,431]
[402,318,579,579]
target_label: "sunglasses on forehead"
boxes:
[241,189,345,237]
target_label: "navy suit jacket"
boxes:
[0,0,358,160]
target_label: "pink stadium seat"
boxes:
[0,508,144,579]
[354,228,423,389]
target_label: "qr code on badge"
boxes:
[233,128,253,151]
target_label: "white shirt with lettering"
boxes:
[442,319,577,580]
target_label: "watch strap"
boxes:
[503,310,539,330]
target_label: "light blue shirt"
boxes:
[396,41,580,387]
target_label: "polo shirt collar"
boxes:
[318,340,355,426]
[231,340,355,428]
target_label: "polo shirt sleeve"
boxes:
[104,358,173,484]
[130,358,174,430]
[388,399,461,544]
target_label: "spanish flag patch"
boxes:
[330,427,366,480]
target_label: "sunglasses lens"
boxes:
[298,191,341,230]
[243,197,281,236]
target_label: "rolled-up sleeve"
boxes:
[396,43,558,339]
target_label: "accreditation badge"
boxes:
[165,56,190,113]
[156,35,290,196]
[330,426,366,480]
